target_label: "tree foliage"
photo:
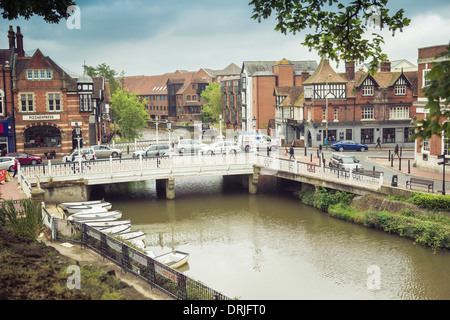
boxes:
[412,45,450,141]
[200,82,222,122]
[249,0,411,74]
[111,89,150,141]
[0,0,75,23]
[84,63,123,95]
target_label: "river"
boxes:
[99,176,449,300]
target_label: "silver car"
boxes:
[62,148,97,163]
[0,156,16,171]
[91,145,122,158]
[132,145,169,158]
[176,139,207,154]
[201,141,240,155]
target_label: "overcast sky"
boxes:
[0,0,449,77]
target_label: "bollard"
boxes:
[388,150,391,161]
[400,147,402,157]
[408,159,411,174]
[310,154,312,162]
[399,156,401,171]
[304,147,307,156]
[391,155,393,167]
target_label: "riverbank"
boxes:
[297,188,450,252]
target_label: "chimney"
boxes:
[8,26,15,50]
[16,26,24,58]
[345,61,355,81]
[301,70,310,83]
[380,60,391,72]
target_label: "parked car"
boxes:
[330,140,368,152]
[61,148,96,163]
[329,153,363,171]
[132,145,170,158]
[91,145,122,158]
[6,152,42,165]
[176,139,207,154]
[237,133,278,152]
[0,156,16,171]
[201,141,240,155]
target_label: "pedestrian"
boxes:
[331,136,335,144]
[289,145,295,160]
[393,144,400,159]
[375,137,382,149]
[12,159,18,178]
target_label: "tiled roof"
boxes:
[242,60,317,76]
[302,58,347,84]
[274,87,304,107]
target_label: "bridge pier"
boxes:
[248,167,261,195]
[156,178,175,200]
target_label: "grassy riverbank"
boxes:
[298,188,450,252]
[0,199,149,300]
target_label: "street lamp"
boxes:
[155,115,159,144]
[167,121,172,156]
[74,123,82,170]
[325,74,331,150]
[219,113,223,141]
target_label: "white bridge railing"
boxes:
[18,153,383,191]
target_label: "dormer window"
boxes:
[395,85,406,95]
[26,69,52,80]
[362,85,373,96]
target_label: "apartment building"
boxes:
[413,44,449,173]
[302,58,418,148]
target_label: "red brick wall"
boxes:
[253,76,276,129]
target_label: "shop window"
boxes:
[361,128,374,144]
[383,128,395,143]
[24,125,61,149]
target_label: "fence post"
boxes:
[177,273,187,300]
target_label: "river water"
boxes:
[100,176,449,300]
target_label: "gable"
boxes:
[26,49,53,69]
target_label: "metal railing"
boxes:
[42,205,230,300]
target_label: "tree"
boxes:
[249,0,410,74]
[200,83,222,122]
[412,45,450,142]
[1,0,75,23]
[84,63,123,95]
[111,89,150,141]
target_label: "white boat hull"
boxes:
[68,210,122,222]
[60,200,105,209]
[82,219,131,228]
[65,203,112,214]
[153,250,189,269]
[118,230,145,242]
[100,223,131,234]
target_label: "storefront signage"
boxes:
[23,114,61,121]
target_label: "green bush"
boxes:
[0,199,43,240]
[407,193,450,212]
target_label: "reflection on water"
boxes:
[99,176,450,300]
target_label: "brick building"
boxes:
[123,64,240,124]
[302,58,418,149]
[6,26,110,158]
[239,59,317,133]
[413,44,449,173]
[0,26,16,155]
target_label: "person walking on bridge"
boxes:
[289,145,295,160]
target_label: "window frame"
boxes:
[361,107,374,120]
[47,92,62,112]
[19,93,34,113]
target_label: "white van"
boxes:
[238,133,278,152]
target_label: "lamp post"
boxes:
[167,121,172,155]
[219,113,223,141]
[155,115,159,144]
[74,123,82,171]
[325,74,331,150]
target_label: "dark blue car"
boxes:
[331,140,368,152]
